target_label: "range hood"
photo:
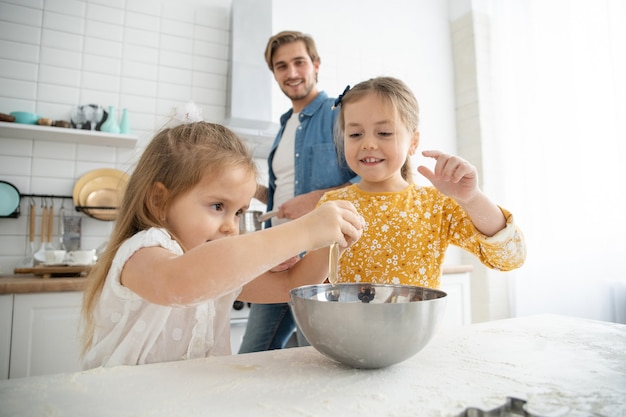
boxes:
[224,0,279,157]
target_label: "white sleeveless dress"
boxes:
[84,228,240,369]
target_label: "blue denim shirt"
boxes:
[266,91,357,213]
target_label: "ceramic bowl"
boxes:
[290,283,447,369]
[10,111,41,125]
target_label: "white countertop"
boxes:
[1,315,624,417]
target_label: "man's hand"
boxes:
[277,190,325,220]
[269,256,300,272]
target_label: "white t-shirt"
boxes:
[83,228,240,369]
[271,112,299,227]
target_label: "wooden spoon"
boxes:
[328,242,340,286]
[47,203,54,247]
[33,202,48,263]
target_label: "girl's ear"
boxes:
[149,182,169,221]
[408,130,420,155]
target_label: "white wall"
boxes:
[270,0,459,162]
[470,0,626,323]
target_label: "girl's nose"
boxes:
[361,135,378,150]
[220,217,238,236]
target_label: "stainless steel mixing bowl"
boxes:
[290,283,447,369]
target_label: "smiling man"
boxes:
[239,31,357,353]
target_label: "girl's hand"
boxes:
[300,200,364,250]
[417,150,479,203]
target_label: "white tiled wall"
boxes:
[0,0,232,274]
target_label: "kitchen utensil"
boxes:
[0,181,20,217]
[239,210,263,234]
[47,202,54,247]
[70,105,87,129]
[81,104,104,130]
[257,210,278,222]
[33,205,45,263]
[290,283,447,369]
[16,201,36,268]
[33,201,49,263]
[58,203,66,250]
[328,242,340,286]
[72,168,129,221]
[456,396,569,417]
[239,210,279,233]
[10,111,40,124]
[62,215,81,251]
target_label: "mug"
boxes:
[67,249,96,265]
[44,250,67,265]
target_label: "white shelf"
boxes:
[0,122,137,148]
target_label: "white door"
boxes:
[0,294,13,379]
[10,292,83,378]
[439,273,471,327]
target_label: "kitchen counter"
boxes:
[0,265,474,294]
[0,314,623,416]
[0,276,86,294]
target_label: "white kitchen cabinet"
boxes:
[439,272,471,327]
[0,294,13,379]
[9,292,83,378]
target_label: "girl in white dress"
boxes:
[81,121,363,368]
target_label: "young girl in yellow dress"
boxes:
[319,77,526,289]
[80,121,363,368]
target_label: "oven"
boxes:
[230,300,251,353]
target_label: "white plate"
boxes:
[0,181,20,216]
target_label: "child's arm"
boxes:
[120,201,363,306]
[417,150,506,237]
[237,246,333,303]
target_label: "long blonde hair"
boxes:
[334,77,420,182]
[80,122,257,356]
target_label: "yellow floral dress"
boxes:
[318,184,526,289]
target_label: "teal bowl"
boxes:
[10,111,41,125]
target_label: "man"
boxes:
[238,31,357,353]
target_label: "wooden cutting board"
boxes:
[13,265,91,279]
